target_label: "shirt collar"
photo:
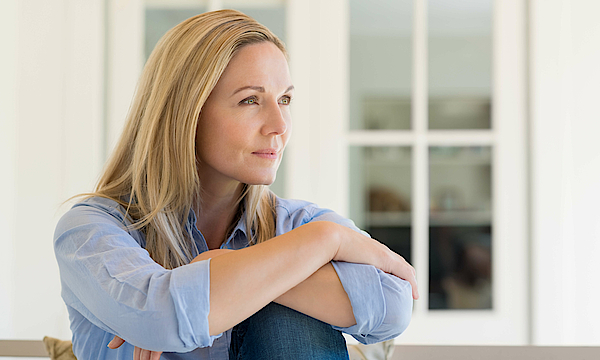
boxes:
[187,208,250,250]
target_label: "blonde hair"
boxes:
[91,9,285,269]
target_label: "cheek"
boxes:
[195,120,224,163]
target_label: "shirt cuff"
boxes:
[169,258,222,349]
[330,261,386,342]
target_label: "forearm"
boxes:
[207,221,340,335]
[274,263,356,328]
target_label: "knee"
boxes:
[230,303,349,360]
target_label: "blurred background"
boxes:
[1,0,599,349]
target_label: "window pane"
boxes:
[145,7,207,60]
[428,0,492,129]
[429,146,492,309]
[350,146,412,263]
[230,5,286,43]
[350,0,413,130]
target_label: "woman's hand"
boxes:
[107,336,162,360]
[332,224,419,300]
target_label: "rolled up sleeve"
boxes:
[331,262,413,344]
[54,202,218,352]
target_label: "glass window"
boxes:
[429,146,492,309]
[350,146,412,263]
[145,6,207,60]
[350,0,413,130]
[428,0,493,129]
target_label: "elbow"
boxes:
[112,311,215,352]
[384,292,413,338]
[374,278,414,340]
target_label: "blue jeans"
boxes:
[229,302,350,360]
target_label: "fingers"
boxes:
[391,253,419,300]
[140,349,151,360]
[402,260,419,300]
[107,336,125,349]
[337,227,420,299]
[109,337,162,360]
[134,347,162,360]
[408,266,419,300]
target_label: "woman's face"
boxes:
[196,42,293,188]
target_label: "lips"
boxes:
[252,149,279,159]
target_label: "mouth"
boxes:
[252,149,279,160]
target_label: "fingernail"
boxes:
[107,339,117,349]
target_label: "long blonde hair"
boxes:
[92,10,285,269]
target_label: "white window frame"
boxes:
[286,0,528,345]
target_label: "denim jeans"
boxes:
[229,302,350,360]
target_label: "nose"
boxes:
[261,101,288,136]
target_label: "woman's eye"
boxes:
[279,96,292,105]
[241,96,258,105]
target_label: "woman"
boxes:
[54,9,418,360]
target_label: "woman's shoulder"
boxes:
[70,196,130,221]
[274,196,327,220]
[56,196,131,234]
[273,196,361,232]
[273,195,369,236]
[54,195,145,246]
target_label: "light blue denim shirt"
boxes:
[54,196,413,360]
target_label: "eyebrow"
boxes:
[231,85,295,97]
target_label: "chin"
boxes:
[241,174,276,186]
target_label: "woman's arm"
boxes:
[196,223,416,335]
[204,220,416,336]
[274,263,356,327]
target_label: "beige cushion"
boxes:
[43,336,77,360]
[348,339,395,360]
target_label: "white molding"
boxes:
[286,0,349,215]
[106,0,144,158]
[0,0,19,339]
[208,0,221,11]
[315,0,350,215]
[285,0,314,202]
[347,130,494,146]
[412,0,430,317]
[491,0,529,344]
[62,0,105,200]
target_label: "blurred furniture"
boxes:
[0,339,47,357]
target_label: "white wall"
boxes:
[2,0,600,347]
[0,0,104,341]
[530,0,600,345]
[0,0,18,341]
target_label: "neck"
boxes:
[194,175,244,250]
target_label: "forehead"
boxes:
[215,42,291,92]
